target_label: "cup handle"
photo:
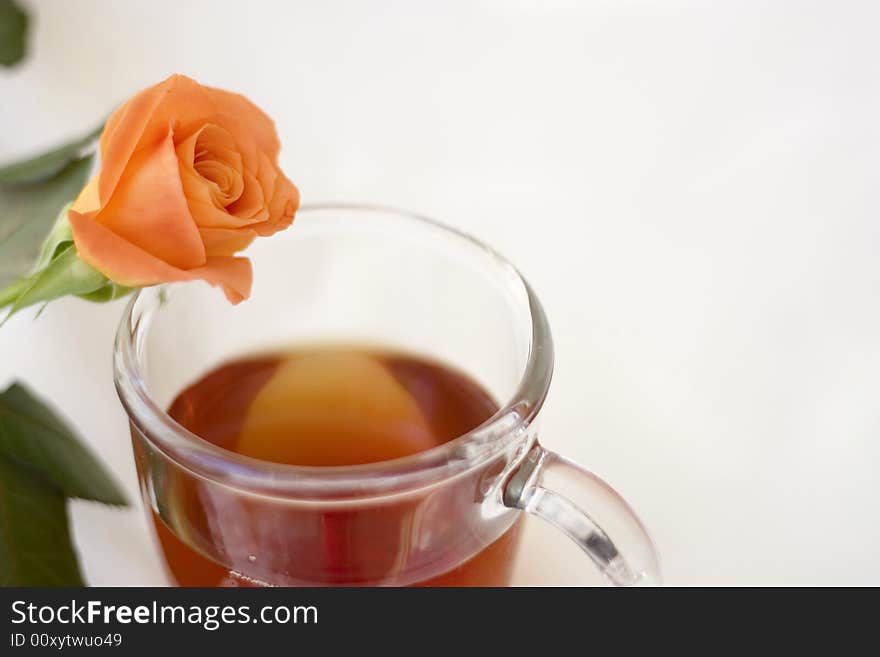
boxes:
[502,443,662,586]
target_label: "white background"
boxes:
[1,0,878,585]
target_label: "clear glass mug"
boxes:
[114,205,661,586]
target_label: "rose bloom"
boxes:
[69,74,299,303]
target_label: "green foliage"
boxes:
[0,156,95,288]
[0,0,28,67]
[0,124,103,185]
[0,456,85,586]
[0,382,129,586]
[0,123,131,321]
[0,383,128,505]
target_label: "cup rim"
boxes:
[113,203,554,499]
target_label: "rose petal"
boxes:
[252,171,299,236]
[226,169,265,220]
[176,124,243,205]
[254,151,279,208]
[142,75,227,144]
[191,256,252,304]
[205,87,281,159]
[178,161,217,207]
[192,124,240,165]
[196,159,244,206]
[96,127,206,270]
[69,209,252,303]
[71,176,101,214]
[199,227,256,257]
[98,79,171,204]
[187,198,266,229]
[190,125,244,205]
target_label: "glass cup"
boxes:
[114,204,661,586]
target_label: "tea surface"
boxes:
[167,349,500,465]
[152,348,520,586]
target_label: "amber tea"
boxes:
[150,347,522,586]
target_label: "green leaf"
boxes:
[0,382,128,506]
[0,454,85,586]
[0,0,28,68]
[0,124,102,185]
[0,155,94,287]
[0,243,108,320]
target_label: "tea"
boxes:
[150,347,522,586]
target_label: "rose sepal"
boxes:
[0,205,130,322]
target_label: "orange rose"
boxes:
[68,74,298,303]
